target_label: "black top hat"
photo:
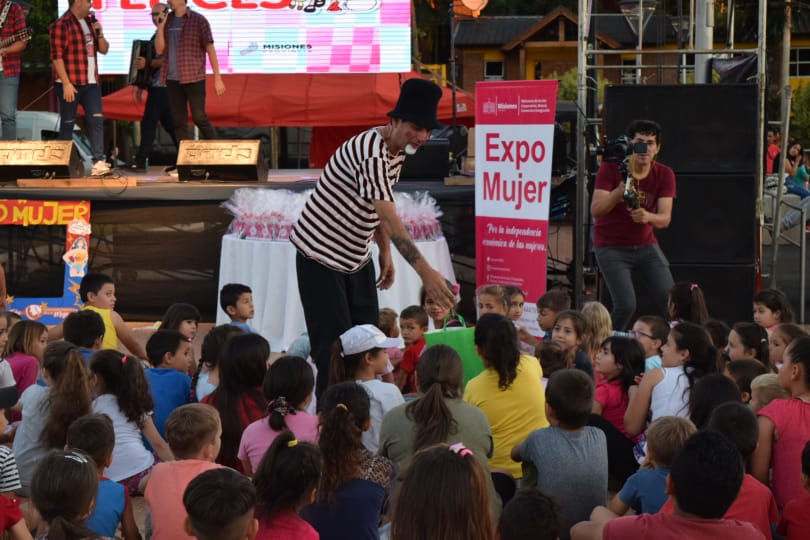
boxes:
[0,386,18,410]
[387,78,443,130]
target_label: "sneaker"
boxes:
[90,161,111,176]
[164,165,178,177]
[128,159,147,172]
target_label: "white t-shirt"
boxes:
[12,385,49,494]
[92,394,154,481]
[77,18,96,84]
[357,379,404,453]
[0,359,15,387]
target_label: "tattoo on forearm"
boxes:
[391,235,422,265]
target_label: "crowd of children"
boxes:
[0,270,807,540]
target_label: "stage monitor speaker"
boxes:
[0,141,84,180]
[604,84,758,174]
[400,139,450,180]
[655,174,757,265]
[177,140,268,182]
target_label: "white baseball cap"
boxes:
[340,324,403,356]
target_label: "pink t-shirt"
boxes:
[777,496,810,539]
[256,510,318,540]
[237,412,319,472]
[7,352,39,422]
[757,398,810,508]
[659,474,778,538]
[144,459,222,540]
[603,512,764,540]
[594,379,637,442]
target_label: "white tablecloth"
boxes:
[217,234,456,352]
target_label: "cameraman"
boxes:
[591,119,675,330]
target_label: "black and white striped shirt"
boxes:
[291,128,405,272]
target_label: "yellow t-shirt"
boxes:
[463,354,549,478]
[81,304,117,350]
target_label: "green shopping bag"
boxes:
[423,314,484,389]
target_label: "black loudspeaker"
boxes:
[0,141,84,180]
[400,139,450,180]
[655,174,757,265]
[604,84,758,174]
[177,140,268,181]
[671,264,756,324]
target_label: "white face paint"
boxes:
[405,144,417,155]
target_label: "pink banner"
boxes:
[475,80,558,329]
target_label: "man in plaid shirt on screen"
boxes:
[49,0,109,176]
[0,0,28,140]
[155,0,225,170]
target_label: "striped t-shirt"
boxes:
[291,128,405,272]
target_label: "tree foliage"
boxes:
[547,67,608,102]
[790,82,810,143]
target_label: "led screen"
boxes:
[56,0,411,74]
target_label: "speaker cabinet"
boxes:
[604,84,758,175]
[655,174,757,265]
[0,141,84,180]
[400,139,450,180]
[671,264,756,324]
[177,140,268,182]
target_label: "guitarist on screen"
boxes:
[0,0,29,140]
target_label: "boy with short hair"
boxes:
[395,305,429,392]
[62,310,105,362]
[219,283,254,333]
[571,431,765,540]
[777,440,810,539]
[183,468,258,540]
[607,416,696,515]
[750,373,790,412]
[512,369,607,540]
[145,330,193,441]
[497,488,561,540]
[145,404,224,540]
[51,272,147,358]
[67,413,141,540]
[536,289,571,341]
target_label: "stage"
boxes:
[0,168,478,323]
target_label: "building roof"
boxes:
[454,16,540,47]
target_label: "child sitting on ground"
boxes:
[6,321,48,414]
[378,307,403,374]
[753,288,794,332]
[253,431,321,539]
[62,310,105,363]
[630,315,669,371]
[220,283,254,334]
[183,468,258,540]
[535,341,566,390]
[477,284,509,317]
[30,450,105,540]
[659,402,779,538]
[238,355,318,476]
[145,404,224,540]
[526,288,571,345]
[777,440,810,539]
[512,369,607,539]
[667,282,709,326]
[750,373,790,413]
[421,281,462,330]
[329,325,403,453]
[51,272,147,358]
[191,324,245,402]
[552,310,594,378]
[67,414,141,540]
[145,330,193,441]
[160,303,202,342]
[768,322,805,369]
[571,431,764,540]
[395,305,428,393]
[497,488,561,540]
[607,416,695,515]
[726,358,768,404]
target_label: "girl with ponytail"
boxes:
[90,350,173,494]
[301,382,394,540]
[239,355,318,476]
[13,341,92,496]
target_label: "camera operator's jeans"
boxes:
[595,244,674,331]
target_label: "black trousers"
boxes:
[166,79,217,141]
[136,86,178,162]
[296,252,379,396]
[587,413,639,487]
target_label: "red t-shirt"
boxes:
[603,511,764,540]
[593,161,676,248]
[659,474,778,538]
[594,379,637,442]
[777,496,810,539]
[0,496,22,533]
[256,510,318,540]
[398,337,426,393]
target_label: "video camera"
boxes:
[596,135,648,163]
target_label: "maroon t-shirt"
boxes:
[593,161,676,248]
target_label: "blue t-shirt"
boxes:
[573,349,594,379]
[86,477,125,537]
[619,466,670,514]
[645,354,662,372]
[166,16,183,81]
[301,478,385,540]
[230,321,252,333]
[145,367,191,444]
